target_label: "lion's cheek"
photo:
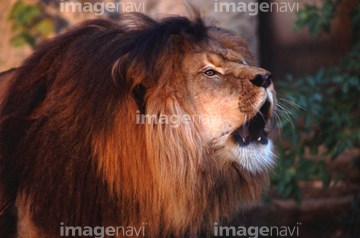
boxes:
[192,93,242,140]
[238,86,267,115]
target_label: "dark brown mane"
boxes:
[0,12,268,238]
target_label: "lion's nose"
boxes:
[251,73,272,88]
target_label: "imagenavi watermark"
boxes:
[136,110,222,128]
[60,0,146,16]
[60,222,147,237]
[214,0,300,15]
[214,222,302,237]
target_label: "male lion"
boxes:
[0,11,276,238]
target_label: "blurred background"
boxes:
[0,0,359,237]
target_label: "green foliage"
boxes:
[8,0,55,48]
[272,0,360,204]
[294,0,340,35]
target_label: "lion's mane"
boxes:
[0,12,269,237]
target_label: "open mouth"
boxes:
[232,101,271,146]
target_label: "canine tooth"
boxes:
[257,137,261,141]
[242,138,246,143]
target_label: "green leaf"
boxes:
[283,184,294,198]
[10,32,35,47]
[32,18,55,37]
[284,170,294,183]
[309,21,320,35]
[321,173,331,189]
[306,76,315,86]
[332,174,346,187]
[277,181,285,194]
[7,0,25,21]
[22,5,41,26]
[315,68,325,82]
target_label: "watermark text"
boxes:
[214,222,302,237]
[60,0,146,15]
[60,222,147,237]
[214,0,300,15]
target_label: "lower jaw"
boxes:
[228,140,275,173]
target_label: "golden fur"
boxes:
[0,12,276,237]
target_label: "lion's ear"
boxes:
[132,83,147,114]
[111,57,148,114]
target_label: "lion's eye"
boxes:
[204,69,217,76]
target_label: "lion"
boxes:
[0,11,276,238]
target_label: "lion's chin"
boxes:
[230,140,275,174]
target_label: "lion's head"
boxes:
[0,11,276,238]
[182,28,276,172]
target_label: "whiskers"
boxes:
[279,96,307,112]
[273,97,306,134]
[243,97,306,138]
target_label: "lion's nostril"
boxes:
[251,73,272,88]
[263,73,272,88]
[251,74,264,87]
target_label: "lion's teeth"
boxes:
[257,137,261,141]
[242,138,246,143]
